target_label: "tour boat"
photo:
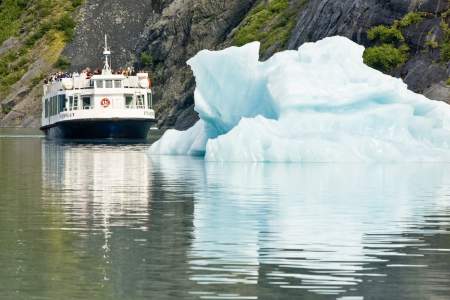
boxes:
[40,36,155,139]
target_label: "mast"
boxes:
[102,34,112,74]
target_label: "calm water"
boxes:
[1,129,450,300]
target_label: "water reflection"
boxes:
[153,157,450,299]
[40,141,197,300]
[42,141,151,230]
[2,137,449,299]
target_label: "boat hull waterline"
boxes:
[40,119,154,140]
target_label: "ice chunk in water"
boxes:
[150,36,450,162]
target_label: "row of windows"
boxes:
[96,80,122,89]
[44,94,153,117]
[44,95,66,117]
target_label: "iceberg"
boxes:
[150,36,450,162]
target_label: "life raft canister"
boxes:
[101,98,111,108]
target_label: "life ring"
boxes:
[101,98,111,108]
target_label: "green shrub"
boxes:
[71,0,84,8]
[31,73,45,87]
[54,56,70,69]
[367,25,404,44]
[268,0,289,13]
[1,69,26,87]
[140,51,153,67]
[425,39,439,49]
[363,44,408,72]
[14,57,28,70]
[25,22,51,47]
[446,78,450,86]
[398,12,427,28]
[442,19,450,39]
[54,14,76,41]
[441,41,450,62]
[0,0,28,44]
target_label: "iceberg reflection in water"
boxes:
[37,142,450,299]
[154,157,450,299]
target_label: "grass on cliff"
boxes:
[233,0,308,54]
[0,0,83,97]
[0,0,28,45]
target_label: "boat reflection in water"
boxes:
[41,141,153,286]
[40,142,450,299]
[42,141,151,229]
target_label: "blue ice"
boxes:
[150,36,450,162]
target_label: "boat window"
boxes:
[105,80,113,88]
[58,95,66,113]
[45,99,49,117]
[125,95,133,108]
[65,96,70,111]
[82,96,92,109]
[52,96,57,116]
[73,95,79,110]
[114,80,122,88]
[147,93,152,109]
[96,80,103,88]
[137,95,145,109]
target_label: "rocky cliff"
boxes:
[0,0,449,129]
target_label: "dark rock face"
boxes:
[287,0,405,49]
[136,0,257,129]
[288,0,448,48]
[64,0,158,71]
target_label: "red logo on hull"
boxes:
[101,98,111,108]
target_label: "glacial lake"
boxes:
[1,128,450,300]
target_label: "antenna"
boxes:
[103,34,112,74]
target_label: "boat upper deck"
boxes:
[43,72,151,96]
